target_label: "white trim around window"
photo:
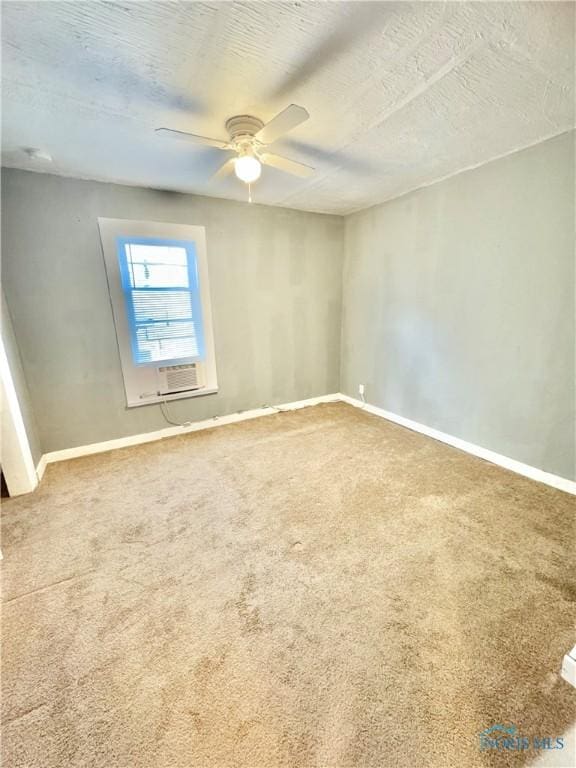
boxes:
[98,218,218,408]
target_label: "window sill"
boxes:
[127,387,219,408]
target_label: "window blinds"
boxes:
[116,237,205,366]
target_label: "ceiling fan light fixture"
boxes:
[234,154,261,183]
[157,104,314,185]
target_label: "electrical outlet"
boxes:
[358,384,365,396]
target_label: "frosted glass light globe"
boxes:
[235,155,262,183]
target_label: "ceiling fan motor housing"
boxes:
[225,115,264,147]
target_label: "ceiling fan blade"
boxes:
[155,128,229,150]
[211,157,236,180]
[260,152,314,178]
[255,105,309,145]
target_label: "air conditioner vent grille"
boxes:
[158,363,202,393]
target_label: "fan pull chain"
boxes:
[248,183,252,204]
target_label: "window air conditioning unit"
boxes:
[157,363,205,395]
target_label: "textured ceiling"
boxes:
[1,1,574,215]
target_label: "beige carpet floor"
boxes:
[1,402,575,768]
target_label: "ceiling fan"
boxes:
[156,104,314,186]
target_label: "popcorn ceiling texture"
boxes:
[2,403,575,767]
[1,1,574,214]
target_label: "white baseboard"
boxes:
[36,454,47,483]
[33,392,575,496]
[561,645,576,688]
[338,394,576,496]
[38,394,341,467]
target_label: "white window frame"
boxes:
[98,218,218,408]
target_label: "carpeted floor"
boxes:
[1,402,575,768]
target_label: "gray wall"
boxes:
[3,133,574,481]
[341,131,575,480]
[1,170,343,452]
[1,291,42,466]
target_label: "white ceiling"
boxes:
[2,1,574,215]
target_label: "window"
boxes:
[98,219,217,407]
[118,239,205,366]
